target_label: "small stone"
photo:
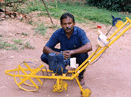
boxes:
[21,35,25,38]
[11,15,15,19]
[9,56,14,59]
[9,33,13,37]
[0,12,5,18]
[0,34,2,37]
[1,86,6,88]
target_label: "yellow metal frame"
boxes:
[5,17,131,97]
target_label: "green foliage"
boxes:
[1,0,27,11]
[34,23,47,35]
[0,38,34,50]
[18,0,45,14]
[13,39,23,45]
[18,0,131,24]
[28,21,33,25]
[37,12,46,17]
[47,2,130,24]
[24,41,35,49]
[86,0,131,12]
[0,40,18,50]
[48,24,61,30]
[21,32,28,36]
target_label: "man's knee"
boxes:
[41,53,48,64]
[76,53,88,64]
[79,53,88,59]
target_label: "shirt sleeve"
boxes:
[79,29,90,45]
[45,31,59,48]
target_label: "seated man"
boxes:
[41,12,92,87]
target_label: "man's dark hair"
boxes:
[60,13,75,24]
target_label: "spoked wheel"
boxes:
[53,79,68,92]
[13,59,47,91]
[81,88,91,97]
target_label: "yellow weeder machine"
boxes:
[5,16,131,97]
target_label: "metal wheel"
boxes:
[13,59,47,91]
[81,88,91,97]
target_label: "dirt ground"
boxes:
[0,13,131,97]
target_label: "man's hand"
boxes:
[63,50,73,59]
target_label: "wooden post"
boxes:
[41,0,54,25]
[4,0,6,13]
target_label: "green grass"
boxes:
[48,24,61,30]
[0,40,18,50]
[12,39,23,45]
[21,32,28,36]
[0,38,35,50]
[18,0,131,25]
[24,41,35,49]
[34,23,47,35]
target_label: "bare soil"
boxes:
[0,13,131,97]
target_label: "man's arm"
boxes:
[43,46,60,55]
[63,42,92,59]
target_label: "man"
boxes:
[41,12,92,88]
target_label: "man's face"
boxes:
[61,16,75,34]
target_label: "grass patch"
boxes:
[0,40,18,50]
[21,32,28,36]
[12,39,23,45]
[34,23,47,35]
[48,24,61,30]
[24,41,35,49]
[18,0,131,25]
[0,38,35,50]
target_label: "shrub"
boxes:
[86,0,131,12]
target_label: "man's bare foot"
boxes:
[79,78,88,89]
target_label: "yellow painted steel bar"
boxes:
[75,77,83,90]
[23,62,41,84]
[24,62,31,70]
[17,65,39,88]
[75,46,101,73]
[74,62,90,79]
[17,65,29,86]
[5,66,76,80]
[57,78,60,90]
[74,46,105,74]
[36,76,43,85]
[5,68,40,76]
[23,62,44,85]
[108,24,131,47]
[5,69,74,80]
[18,65,28,75]
[108,19,128,40]
[29,78,39,89]
[126,17,131,23]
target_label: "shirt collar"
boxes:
[61,26,77,36]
